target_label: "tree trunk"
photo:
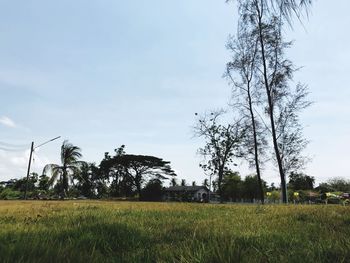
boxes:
[135,175,142,200]
[218,167,224,203]
[255,1,287,203]
[247,91,265,204]
[62,169,68,199]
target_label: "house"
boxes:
[163,186,210,202]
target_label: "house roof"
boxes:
[164,186,209,193]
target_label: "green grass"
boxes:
[0,201,349,262]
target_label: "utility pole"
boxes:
[24,142,34,200]
[24,136,61,200]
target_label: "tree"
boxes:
[192,181,196,186]
[140,179,163,201]
[227,0,311,203]
[212,180,218,193]
[226,17,267,204]
[195,111,245,202]
[226,0,312,25]
[276,85,311,176]
[242,174,267,202]
[100,146,176,198]
[43,140,84,198]
[12,173,38,193]
[75,162,100,198]
[170,178,178,187]
[38,173,50,192]
[221,171,242,202]
[99,146,127,197]
[181,179,187,186]
[288,172,314,190]
[203,179,209,187]
[326,178,350,192]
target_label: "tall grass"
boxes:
[0,201,349,262]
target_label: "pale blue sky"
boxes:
[0,0,349,185]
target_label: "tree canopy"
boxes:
[100,146,176,197]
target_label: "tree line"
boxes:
[0,141,176,200]
[1,141,349,204]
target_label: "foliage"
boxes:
[288,172,315,190]
[224,0,312,203]
[226,0,312,26]
[38,173,50,192]
[326,178,350,192]
[100,145,176,198]
[194,111,245,202]
[74,163,100,198]
[11,173,38,193]
[42,140,84,198]
[276,85,311,175]
[0,188,21,200]
[266,190,281,203]
[221,171,242,202]
[140,179,163,201]
[170,178,177,187]
[242,174,267,201]
[215,172,268,202]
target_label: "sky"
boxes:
[0,0,349,186]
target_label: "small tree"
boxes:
[242,174,267,202]
[221,171,242,202]
[170,178,178,187]
[38,173,50,192]
[195,111,245,202]
[202,179,209,187]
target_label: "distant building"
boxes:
[163,186,210,202]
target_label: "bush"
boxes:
[0,188,21,200]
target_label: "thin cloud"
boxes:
[0,116,16,128]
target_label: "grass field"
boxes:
[0,201,349,263]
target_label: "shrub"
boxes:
[0,188,21,200]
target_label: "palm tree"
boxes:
[43,140,83,198]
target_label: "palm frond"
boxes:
[42,163,60,176]
[61,140,83,165]
[48,168,61,186]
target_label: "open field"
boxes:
[0,201,349,263]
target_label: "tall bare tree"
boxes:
[226,20,267,204]
[226,0,312,25]
[276,84,311,175]
[227,0,311,202]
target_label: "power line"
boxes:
[0,146,28,152]
[0,141,29,149]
